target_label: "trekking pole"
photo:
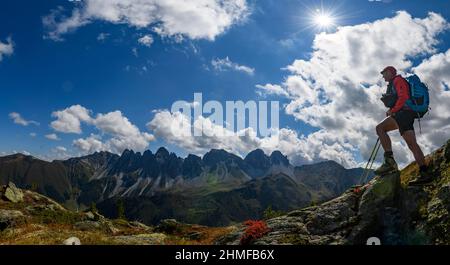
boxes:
[362,139,381,184]
[359,138,380,185]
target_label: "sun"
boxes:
[313,9,335,30]
[315,13,333,27]
[290,2,348,34]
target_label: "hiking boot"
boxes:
[409,168,434,186]
[374,156,398,176]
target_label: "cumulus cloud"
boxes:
[147,110,359,167]
[43,0,249,41]
[50,105,155,155]
[50,105,92,134]
[211,56,255,75]
[256,84,289,97]
[45,133,60,141]
[73,134,106,154]
[138,34,154,47]
[88,110,155,153]
[257,11,449,167]
[0,37,14,61]
[9,112,40,126]
[148,110,261,156]
[411,48,450,152]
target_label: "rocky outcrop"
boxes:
[0,209,26,231]
[215,139,450,245]
[0,184,223,245]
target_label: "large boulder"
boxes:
[347,172,401,244]
[3,182,24,203]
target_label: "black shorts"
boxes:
[393,110,416,135]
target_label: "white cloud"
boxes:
[48,106,155,155]
[29,133,37,138]
[9,112,40,126]
[97,32,110,41]
[146,110,359,167]
[147,110,259,155]
[45,133,61,141]
[43,7,90,41]
[50,105,92,134]
[89,110,156,153]
[368,0,392,3]
[258,11,449,167]
[45,146,71,161]
[411,48,450,153]
[55,146,67,152]
[138,34,154,47]
[73,134,106,154]
[211,56,255,75]
[49,104,155,155]
[0,37,14,62]
[44,0,249,41]
[256,84,289,97]
[132,47,138,57]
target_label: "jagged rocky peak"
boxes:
[155,147,170,162]
[202,149,243,167]
[142,150,153,158]
[244,149,271,169]
[269,150,289,166]
[297,160,346,174]
[316,160,346,169]
[182,154,204,179]
[121,149,136,158]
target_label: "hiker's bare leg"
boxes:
[376,116,399,152]
[402,130,426,167]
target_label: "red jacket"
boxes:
[391,75,410,113]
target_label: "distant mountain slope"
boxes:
[294,160,366,201]
[97,173,312,226]
[0,148,369,225]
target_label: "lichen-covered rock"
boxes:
[74,221,101,231]
[129,221,152,231]
[155,219,184,234]
[0,209,26,230]
[3,182,24,203]
[347,172,401,244]
[85,211,95,220]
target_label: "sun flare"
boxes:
[314,13,334,27]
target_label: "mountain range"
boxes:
[0,148,371,226]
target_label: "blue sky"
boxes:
[1,0,450,167]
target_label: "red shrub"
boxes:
[240,220,270,245]
[353,187,361,194]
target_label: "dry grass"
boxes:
[162,225,236,245]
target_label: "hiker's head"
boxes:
[380,66,397,82]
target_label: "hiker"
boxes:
[375,66,432,185]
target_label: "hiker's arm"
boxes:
[391,78,409,113]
